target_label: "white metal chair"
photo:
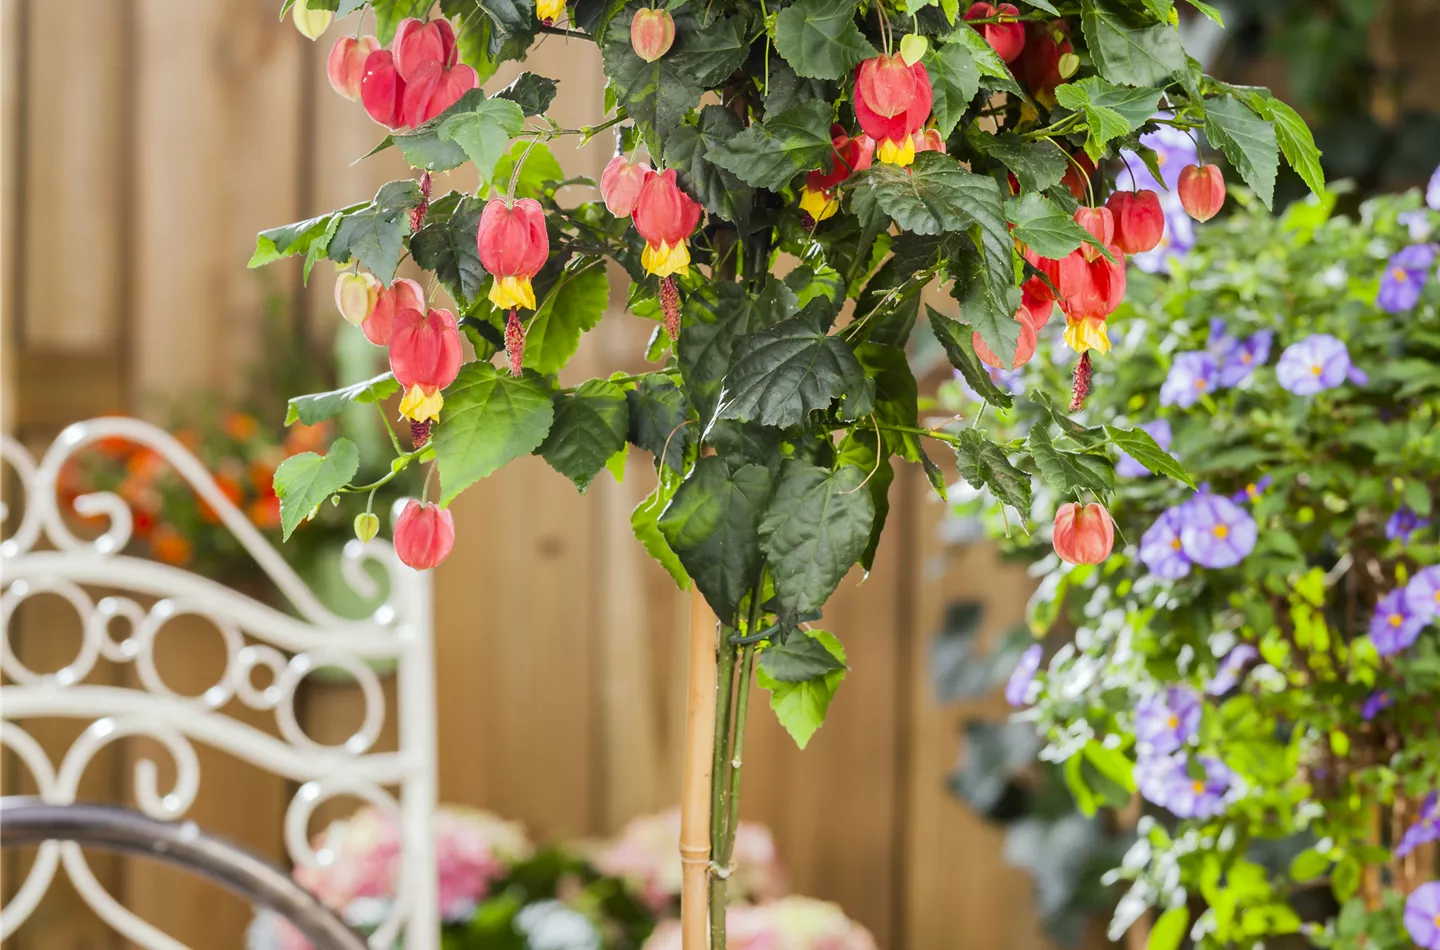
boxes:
[0,417,439,949]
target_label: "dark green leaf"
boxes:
[965,130,1068,194]
[954,429,1032,512]
[537,379,628,491]
[864,151,1004,236]
[927,306,1013,409]
[524,262,609,375]
[493,71,558,115]
[948,241,1022,371]
[679,279,798,420]
[948,26,1022,96]
[1204,93,1278,210]
[663,105,753,226]
[1251,95,1323,198]
[853,343,921,462]
[632,466,691,588]
[432,363,556,504]
[372,0,433,42]
[920,446,948,501]
[757,629,846,749]
[410,195,487,309]
[763,58,839,117]
[1028,425,1114,494]
[1005,193,1114,260]
[758,633,849,682]
[835,431,892,571]
[707,101,835,191]
[772,0,876,80]
[273,438,359,541]
[436,92,528,182]
[250,209,347,269]
[627,373,694,471]
[925,41,980,136]
[286,373,401,426]
[713,310,870,429]
[658,456,774,624]
[759,459,876,615]
[327,180,423,284]
[1027,389,1106,448]
[1104,424,1193,487]
[1080,0,1187,88]
[1053,77,1163,160]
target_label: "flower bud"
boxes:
[1073,206,1113,262]
[630,8,676,63]
[633,170,702,278]
[327,35,381,100]
[601,156,653,218]
[354,511,380,543]
[292,0,332,40]
[335,272,381,327]
[389,308,463,422]
[364,278,426,347]
[1106,189,1165,254]
[394,500,455,570]
[393,17,458,81]
[912,127,946,155]
[964,3,1025,63]
[478,198,550,310]
[1052,502,1114,565]
[1178,163,1226,222]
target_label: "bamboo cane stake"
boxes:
[680,589,719,950]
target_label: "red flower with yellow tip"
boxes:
[853,54,932,167]
[633,169,702,340]
[477,197,549,375]
[389,308,463,425]
[798,126,873,229]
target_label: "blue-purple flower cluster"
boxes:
[1160,320,1272,408]
[1004,644,1043,707]
[1407,880,1440,950]
[1131,684,1232,818]
[1369,566,1440,656]
[1276,333,1367,395]
[1139,489,1259,579]
[1377,243,1437,313]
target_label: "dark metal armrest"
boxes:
[0,797,369,950]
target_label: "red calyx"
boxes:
[1107,190,1165,254]
[965,3,1025,63]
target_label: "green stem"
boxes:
[708,633,738,950]
[722,643,755,868]
[870,422,964,447]
[560,367,680,393]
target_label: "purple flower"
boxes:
[1140,507,1193,579]
[1387,505,1431,542]
[1160,352,1217,408]
[1230,475,1273,505]
[1005,644,1043,707]
[1370,589,1425,656]
[1396,793,1440,859]
[1377,244,1435,313]
[989,365,1025,394]
[1178,493,1258,569]
[1429,162,1440,211]
[1216,331,1274,387]
[1404,881,1440,950]
[1206,644,1258,696]
[1164,756,1232,819]
[1404,566,1440,623]
[1134,752,1183,809]
[1276,334,1358,396]
[1134,686,1202,754]
[1361,690,1393,721]
[1116,419,1173,478]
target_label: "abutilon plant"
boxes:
[252,1,1326,945]
[1179,163,1228,222]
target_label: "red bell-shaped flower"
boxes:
[328,35,380,100]
[363,278,425,346]
[601,156,653,218]
[799,127,873,229]
[964,3,1025,63]
[853,55,932,166]
[1060,245,1126,355]
[630,8,676,63]
[1016,20,1072,105]
[1107,190,1165,254]
[633,169,702,278]
[478,197,549,311]
[1020,275,1054,330]
[360,49,405,128]
[1073,206,1113,262]
[1052,502,1114,565]
[400,58,478,128]
[393,17,458,80]
[394,500,456,571]
[1178,164,1226,222]
[973,313,1038,371]
[389,308,463,423]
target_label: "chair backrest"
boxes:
[0,417,439,950]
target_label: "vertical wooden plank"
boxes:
[901,470,1053,950]
[1,0,22,435]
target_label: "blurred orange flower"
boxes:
[248,495,281,530]
[224,412,259,442]
[150,525,192,566]
[200,473,245,524]
[284,421,331,456]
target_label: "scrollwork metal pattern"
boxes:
[0,418,438,950]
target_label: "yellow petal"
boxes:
[487,275,536,311]
[799,187,839,224]
[399,384,444,423]
[1062,315,1111,354]
[877,136,915,167]
[641,240,691,278]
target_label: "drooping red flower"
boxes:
[964,3,1025,63]
[1178,164,1226,222]
[389,308,463,422]
[1107,190,1165,254]
[1052,502,1114,565]
[363,278,426,346]
[633,169,702,278]
[335,272,381,327]
[394,500,456,571]
[1073,206,1114,262]
[1016,20,1072,105]
[853,54,933,166]
[360,50,406,128]
[400,58,478,128]
[328,35,381,100]
[1020,275,1054,330]
[478,198,549,374]
[799,126,873,229]
[973,313,1038,371]
[630,8,676,62]
[601,156,654,217]
[393,17,458,80]
[912,127,946,155]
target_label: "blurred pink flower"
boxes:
[596,808,787,912]
[434,806,531,916]
[641,898,874,950]
[294,807,400,910]
[643,904,779,950]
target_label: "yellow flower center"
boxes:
[1389,613,1404,628]
[1062,315,1111,355]
[1434,590,1440,604]
[398,383,444,424]
[1245,482,1257,498]
[1213,524,1230,539]
[1170,538,1182,550]
[1166,715,1179,729]
[1191,780,1205,794]
[1310,364,1323,376]
[1392,267,1408,282]
[1433,912,1440,928]
[1241,352,1253,364]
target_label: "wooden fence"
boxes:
[0,2,1054,947]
